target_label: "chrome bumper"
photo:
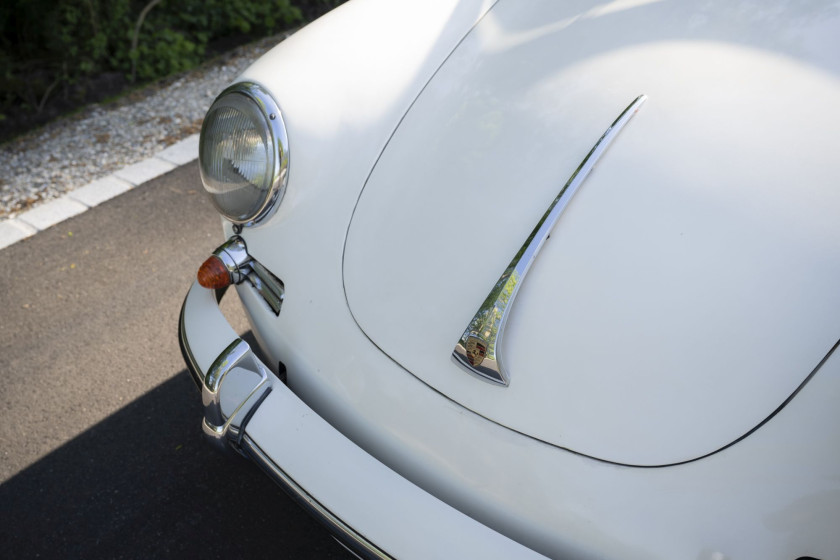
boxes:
[178,280,548,560]
[178,282,391,558]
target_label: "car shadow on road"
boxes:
[0,353,350,559]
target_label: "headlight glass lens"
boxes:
[199,83,288,225]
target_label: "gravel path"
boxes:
[0,33,288,220]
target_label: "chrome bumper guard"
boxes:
[179,288,271,452]
[179,280,548,560]
[178,282,391,558]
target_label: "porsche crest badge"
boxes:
[465,335,488,367]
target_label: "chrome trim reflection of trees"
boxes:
[453,95,647,386]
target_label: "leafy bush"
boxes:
[0,0,342,123]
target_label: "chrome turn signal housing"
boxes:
[199,82,289,226]
[196,237,285,316]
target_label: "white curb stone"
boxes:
[1,135,199,251]
[157,135,200,166]
[114,157,176,186]
[0,220,37,249]
[68,176,134,208]
[18,196,88,231]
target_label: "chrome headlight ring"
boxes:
[199,82,289,227]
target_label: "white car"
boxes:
[178,1,840,558]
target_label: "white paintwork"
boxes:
[234,0,496,265]
[246,366,548,560]
[187,0,840,557]
[343,0,840,465]
[239,270,840,558]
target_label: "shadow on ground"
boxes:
[0,361,348,559]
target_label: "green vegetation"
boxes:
[0,0,342,127]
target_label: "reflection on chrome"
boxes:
[201,338,271,442]
[453,95,647,386]
[214,236,285,315]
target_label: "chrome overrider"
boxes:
[453,95,647,386]
[200,337,273,444]
[178,286,273,451]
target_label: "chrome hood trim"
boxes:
[453,95,646,386]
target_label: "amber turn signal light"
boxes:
[197,255,231,289]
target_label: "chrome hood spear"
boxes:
[453,95,647,385]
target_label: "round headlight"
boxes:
[199,82,289,225]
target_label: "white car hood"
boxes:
[343,0,840,466]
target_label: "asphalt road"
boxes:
[0,163,350,559]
